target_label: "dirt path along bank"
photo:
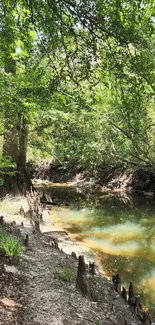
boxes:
[0,196,146,325]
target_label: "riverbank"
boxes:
[27,160,155,195]
[0,195,147,325]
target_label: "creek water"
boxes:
[39,184,155,317]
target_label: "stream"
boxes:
[37,183,155,317]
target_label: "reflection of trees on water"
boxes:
[99,249,154,281]
[66,224,83,234]
[83,202,155,228]
[98,250,155,312]
[47,186,155,315]
[76,197,155,252]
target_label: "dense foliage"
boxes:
[0,0,155,188]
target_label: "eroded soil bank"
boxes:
[27,161,155,194]
[0,196,146,325]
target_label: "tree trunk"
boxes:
[2,112,32,195]
[3,111,19,165]
[18,114,28,173]
[76,255,90,297]
[16,114,32,193]
[1,2,32,195]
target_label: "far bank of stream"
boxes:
[36,183,155,319]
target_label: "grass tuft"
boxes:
[57,267,75,282]
[0,228,23,257]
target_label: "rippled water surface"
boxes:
[40,185,155,316]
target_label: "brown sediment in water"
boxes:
[51,207,109,276]
[51,205,155,318]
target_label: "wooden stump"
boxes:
[53,239,58,249]
[24,234,29,247]
[39,212,43,222]
[113,274,121,293]
[121,287,127,300]
[128,282,135,306]
[89,262,96,275]
[34,220,40,233]
[26,189,43,231]
[0,216,4,225]
[134,296,143,320]
[71,251,77,259]
[20,206,25,216]
[142,309,151,325]
[76,255,90,297]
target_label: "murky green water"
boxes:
[40,185,155,316]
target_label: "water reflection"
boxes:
[37,186,155,318]
[41,185,155,317]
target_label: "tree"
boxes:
[26,0,155,170]
[0,0,155,194]
[0,0,39,193]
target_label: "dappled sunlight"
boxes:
[51,189,155,314]
[54,207,92,224]
[0,195,28,216]
[83,222,144,244]
[53,208,96,233]
[141,268,155,288]
[82,237,140,257]
[135,246,155,263]
[138,270,155,312]
[35,182,74,188]
[147,275,155,289]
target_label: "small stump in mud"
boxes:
[34,220,40,233]
[128,281,135,306]
[76,255,90,297]
[112,273,121,294]
[89,262,96,275]
[24,234,29,247]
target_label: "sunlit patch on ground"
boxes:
[1,297,21,308]
[0,195,28,216]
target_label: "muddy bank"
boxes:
[0,196,150,325]
[27,161,155,194]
